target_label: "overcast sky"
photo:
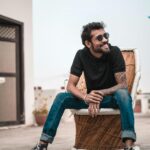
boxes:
[33,0,150,92]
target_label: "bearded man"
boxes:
[33,22,136,150]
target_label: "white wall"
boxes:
[0,0,34,125]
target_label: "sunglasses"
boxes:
[96,32,109,41]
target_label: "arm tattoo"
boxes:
[114,72,127,88]
[100,72,127,95]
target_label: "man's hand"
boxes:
[88,103,100,117]
[95,90,105,97]
[87,90,104,117]
[84,90,104,104]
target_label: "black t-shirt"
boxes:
[70,44,125,93]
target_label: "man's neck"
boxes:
[89,48,103,58]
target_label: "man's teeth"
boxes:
[102,44,108,48]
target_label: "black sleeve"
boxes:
[111,46,126,73]
[70,50,83,77]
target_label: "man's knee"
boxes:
[54,92,73,104]
[114,89,131,103]
[56,92,66,99]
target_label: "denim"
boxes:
[40,89,136,143]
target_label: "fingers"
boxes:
[91,105,95,118]
[90,90,104,101]
[90,92,103,101]
[88,104,93,116]
[88,103,100,118]
[85,90,104,104]
[96,103,100,114]
[93,104,98,117]
[86,95,100,103]
[89,95,101,102]
[92,90,104,97]
[93,104,100,117]
[96,91,104,97]
[88,104,94,117]
[90,91,102,98]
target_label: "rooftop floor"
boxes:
[0,113,150,150]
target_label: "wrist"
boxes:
[83,94,87,100]
[99,90,106,96]
[83,94,89,105]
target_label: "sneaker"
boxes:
[32,143,48,150]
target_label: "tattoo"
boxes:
[100,72,127,95]
[114,72,127,88]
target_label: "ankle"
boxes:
[125,139,134,147]
[39,140,48,145]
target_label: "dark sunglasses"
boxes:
[96,32,109,41]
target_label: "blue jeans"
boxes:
[40,89,136,143]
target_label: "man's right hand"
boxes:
[88,103,100,117]
[84,90,103,104]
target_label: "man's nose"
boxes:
[102,36,108,42]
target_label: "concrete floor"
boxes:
[0,114,150,150]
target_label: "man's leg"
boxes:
[33,89,136,149]
[99,89,136,149]
[40,92,88,144]
[112,89,136,148]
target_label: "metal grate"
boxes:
[0,26,16,40]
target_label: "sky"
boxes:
[33,0,150,92]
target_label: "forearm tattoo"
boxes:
[100,72,127,95]
[114,72,127,88]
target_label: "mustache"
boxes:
[100,42,109,47]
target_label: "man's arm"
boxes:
[66,74,86,100]
[66,74,102,103]
[99,71,127,96]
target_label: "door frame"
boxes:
[0,15,24,126]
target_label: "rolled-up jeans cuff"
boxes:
[122,130,136,142]
[40,133,54,143]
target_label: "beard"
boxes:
[91,42,110,54]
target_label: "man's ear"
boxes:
[85,40,91,49]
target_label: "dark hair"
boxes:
[81,22,106,46]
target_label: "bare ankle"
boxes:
[39,141,48,145]
[125,139,134,147]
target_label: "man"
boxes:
[33,22,136,150]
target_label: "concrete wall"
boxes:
[0,0,34,125]
[34,87,73,123]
